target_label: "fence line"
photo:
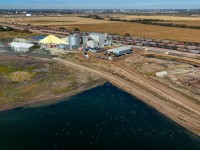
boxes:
[0,46,53,58]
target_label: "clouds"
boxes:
[0,0,200,9]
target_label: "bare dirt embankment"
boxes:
[53,57,200,136]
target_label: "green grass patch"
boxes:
[146,72,156,76]
[0,64,23,73]
[53,87,70,95]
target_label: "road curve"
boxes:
[53,57,200,136]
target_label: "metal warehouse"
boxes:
[107,46,132,56]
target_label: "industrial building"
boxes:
[89,33,106,45]
[38,34,81,51]
[87,40,100,48]
[107,46,132,56]
[87,33,112,48]
[10,42,34,52]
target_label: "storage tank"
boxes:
[69,34,80,49]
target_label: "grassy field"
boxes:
[0,55,103,106]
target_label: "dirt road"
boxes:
[54,57,200,136]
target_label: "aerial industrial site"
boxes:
[0,6,200,150]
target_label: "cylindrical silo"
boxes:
[68,34,80,49]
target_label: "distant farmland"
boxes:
[110,14,200,21]
[0,16,110,26]
[1,15,200,42]
[63,22,200,43]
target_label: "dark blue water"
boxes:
[0,83,199,150]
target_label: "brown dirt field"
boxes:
[62,22,200,43]
[127,55,200,99]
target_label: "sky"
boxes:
[0,0,200,9]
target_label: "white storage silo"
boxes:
[69,34,80,50]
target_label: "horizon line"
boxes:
[0,8,200,10]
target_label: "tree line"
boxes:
[0,26,14,32]
[109,18,200,30]
[78,15,104,20]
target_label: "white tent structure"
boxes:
[10,42,34,52]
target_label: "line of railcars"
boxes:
[111,35,200,54]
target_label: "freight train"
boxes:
[111,35,200,54]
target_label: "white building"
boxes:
[87,40,99,48]
[89,33,106,45]
[107,46,132,56]
[84,33,112,48]
[10,42,34,52]
[26,14,32,17]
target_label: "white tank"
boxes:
[69,34,80,46]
